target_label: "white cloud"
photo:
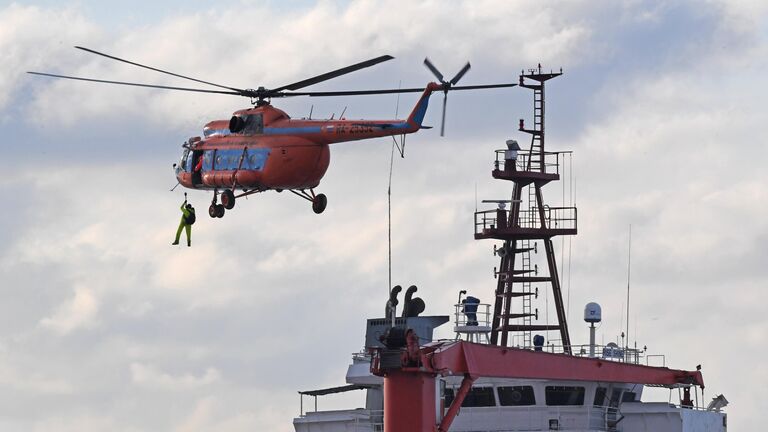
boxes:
[39,285,99,334]
[1,1,767,431]
[130,362,221,390]
[0,4,100,112]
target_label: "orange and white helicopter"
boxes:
[29,47,515,217]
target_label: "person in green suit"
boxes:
[172,193,195,246]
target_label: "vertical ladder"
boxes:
[485,66,573,353]
[520,182,538,346]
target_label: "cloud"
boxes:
[1,1,767,431]
[130,363,221,390]
[0,4,100,113]
[20,0,600,130]
[39,286,99,334]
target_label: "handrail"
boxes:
[493,149,569,175]
[454,302,493,328]
[474,206,577,233]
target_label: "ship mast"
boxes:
[474,65,577,353]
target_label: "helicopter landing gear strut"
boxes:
[289,189,327,214]
[209,189,225,218]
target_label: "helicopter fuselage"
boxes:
[174,83,438,193]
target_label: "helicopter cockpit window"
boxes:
[242,114,264,135]
[180,149,190,172]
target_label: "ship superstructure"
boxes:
[292,67,728,432]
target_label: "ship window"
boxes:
[621,391,637,402]
[545,386,585,406]
[443,386,496,408]
[462,387,496,407]
[609,389,622,407]
[594,387,608,406]
[444,388,454,407]
[498,386,536,406]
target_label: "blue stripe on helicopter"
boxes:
[200,148,271,171]
[411,96,430,126]
[264,127,323,135]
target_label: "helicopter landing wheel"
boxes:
[312,193,327,214]
[221,189,236,210]
[209,203,225,218]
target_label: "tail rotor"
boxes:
[423,58,471,136]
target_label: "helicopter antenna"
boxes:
[340,106,347,119]
[308,105,313,120]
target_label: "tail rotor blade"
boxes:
[423,57,444,82]
[450,62,471,85]
[440,92,447,137]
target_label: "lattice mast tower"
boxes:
[474,65,577,353]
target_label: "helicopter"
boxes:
[29,47,516,217]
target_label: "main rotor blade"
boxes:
[423,58,444,82]
[285,82,517,97]
[75,46,246,93]
[440,92,447,137]
[270,55,394,93]
[27,71,243,95]
[447,83,517,91]
[286,87,428,97]
[450,62,471,85]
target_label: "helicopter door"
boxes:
[191,150,204,186]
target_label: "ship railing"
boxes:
[296,408,384,432]
[474,206,577,233]
[353,409,384,431]
[445,404,620,431]
[508,343,651,365]
[352,351,371,362]
[453,302,492,328]
[493,149,567,175]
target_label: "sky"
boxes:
[1,0,767,430]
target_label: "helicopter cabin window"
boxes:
[245,148,269,170]
[545,386,585,406]
[498,386,536,406]
[203,151,214,171]
[243,114,264,135]
[226,153,236,169]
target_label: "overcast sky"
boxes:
[1,0,766,430]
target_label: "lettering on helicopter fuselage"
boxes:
[333,125,375,135]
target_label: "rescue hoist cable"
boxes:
[387,140,395,309]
